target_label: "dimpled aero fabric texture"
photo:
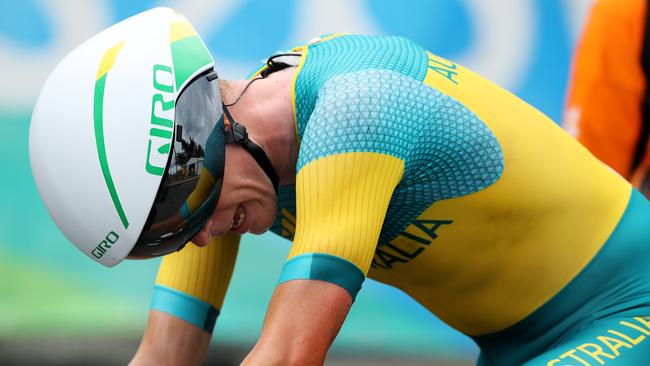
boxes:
[270,35,503,246]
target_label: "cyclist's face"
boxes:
[193,143,277,244]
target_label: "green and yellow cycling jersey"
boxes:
[152,34,650,365]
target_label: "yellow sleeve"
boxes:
[180,166,217,218]
[151,233,239,333]
[279,152,404,299]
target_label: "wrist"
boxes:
[242,338,326,366]
[131,311,212,366]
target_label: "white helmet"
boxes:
[30,8,230,267]
[31,7,279,267]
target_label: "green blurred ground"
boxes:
[0,338,473,366]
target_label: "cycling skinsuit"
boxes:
[152,34,650,365]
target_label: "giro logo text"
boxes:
[146,64,175,176]
[91,231,120,259]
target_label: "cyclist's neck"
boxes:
[220,68,298,185]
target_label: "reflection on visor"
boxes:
[130,69,225,258]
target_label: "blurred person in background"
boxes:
[565,0,650,195]
[30,7,650,366]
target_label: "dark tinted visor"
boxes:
[130,69,225,258]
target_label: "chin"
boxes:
[250,223,272,235]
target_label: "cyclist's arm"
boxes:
[242,279,352,365]
[131,311,211,366]
[131,233,240,366]
[241,79,405,364]
[243,150,402,364]
[243,96,405,364]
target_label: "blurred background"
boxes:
[1,0,593,365]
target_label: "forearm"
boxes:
[133,236,239,365]
[243,327,327,366]
[241,280,352,366]
[131,310,211,366]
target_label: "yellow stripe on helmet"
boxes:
[170,20,198,43]
[96,42,125,80]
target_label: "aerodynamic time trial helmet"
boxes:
[29,7,278,267]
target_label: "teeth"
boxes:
[230,207,246,230]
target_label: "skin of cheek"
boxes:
[196,145,277,244]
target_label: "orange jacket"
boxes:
[565,0,650,193]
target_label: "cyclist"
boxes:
[30,8,650,366]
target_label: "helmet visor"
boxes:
[130,69,224,258]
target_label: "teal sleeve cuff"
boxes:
[278,253,366,300]
[150,285,219,333]
[180,202,191,219]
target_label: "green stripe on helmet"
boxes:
[93,74,130,229]
[171,36,213,91]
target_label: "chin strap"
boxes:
[222,104,280,193]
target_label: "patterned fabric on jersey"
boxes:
[271,35,504,298]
